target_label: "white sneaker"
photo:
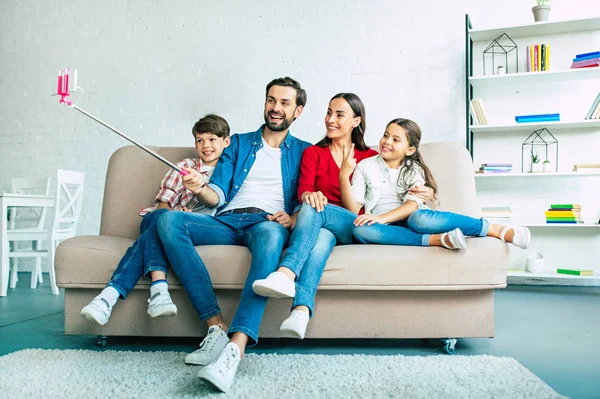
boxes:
[80,297,112,326]
[185,324,229,366]
[147,291,177,318]
[440,228,467,250]
[252,271,295,298]
[500,225,531,249]
[197,342,241,393]
[280,310,310,339]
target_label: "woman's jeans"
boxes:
[353,209,489,245]
[108,208,170,299]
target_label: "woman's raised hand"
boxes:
[340,143,357,179]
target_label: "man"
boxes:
[157,77,335,392]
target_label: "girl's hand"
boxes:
[302,191,328,212]
[354,214,386,226]
[408,185,434,201]
[339,144,357,180]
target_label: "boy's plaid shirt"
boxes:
[139,157,210,216]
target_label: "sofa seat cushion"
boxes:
[56,235,508,291]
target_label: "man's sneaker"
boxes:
[185,324,229,366]
[197,342,241,393]
[280,309,310,339]
[147,291,177,318]
[252,271,295,298]
[80,297,112,326]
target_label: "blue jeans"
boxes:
[353,209,488,246]
[108,208,170,299]
[157,210,289,347]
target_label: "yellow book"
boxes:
[529,45,534,72]
[546,43,550,71]
[544,211,580,217]
[537,44,542,72]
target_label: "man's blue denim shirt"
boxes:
[208,125,311,216]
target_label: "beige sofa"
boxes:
[55,142,509,351]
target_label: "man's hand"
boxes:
[181,167,207,194]
[339,143,357,180]
[408,185,434,201]
[353,214,387,227]
[267,211,292,229]
[302,191,328,212]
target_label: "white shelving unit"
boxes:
[466,15,600,285]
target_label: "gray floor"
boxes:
[1,273,599,399]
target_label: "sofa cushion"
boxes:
[56,235,508,291]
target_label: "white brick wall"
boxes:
[1,0,599,272]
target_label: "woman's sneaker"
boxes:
[197,342,241,393]
[80,297,113,326]
[185,324,229,366]
[280,310,310,339]
[147,291,177,318]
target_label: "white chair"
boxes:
[7,177,52,289]
[8,170,85,295]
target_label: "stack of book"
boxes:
[571,51,600,69]
[557,268,594,276]
[515,113,559,123]
[585,92,600,119]
[573,164,600,173]
[526,44,550,72]
[545,204,582,224]
[469,99,488,125]
[482,206,512,224]
[476,163,512,174]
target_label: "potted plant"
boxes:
[530,150,540,172]
[532,0,551,22]
[542,159,553,172]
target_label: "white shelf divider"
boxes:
[470,119,600,133]
[469,16,600,41]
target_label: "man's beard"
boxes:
[264,111,293,132]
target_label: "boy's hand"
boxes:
[267,211,292,228]
[339,143,357,180]
[354,214,386,226]
[302,191,328,212]
[408,185,434,201]
[181,167,207,194]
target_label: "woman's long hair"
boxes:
[388,118,438,196]
[316,93,369,151]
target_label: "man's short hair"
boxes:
[192,114,230,138]
[265,77,307,107]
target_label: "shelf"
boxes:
[469,67,600,88]
[470,119,600,133]
[475,171,600,178]
[522,223,600,228]
[507,270,600,286]
[469,16,600,41]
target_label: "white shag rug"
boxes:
[0,349,563,399]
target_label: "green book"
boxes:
[557,268,594,276]
[550,204,581,209]
[546,217,577,221]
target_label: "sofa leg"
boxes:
[441,338,458,354]
[96,335,108,348]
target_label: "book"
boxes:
[557,268,594,276]
[481,163,512,167]
[469,101,480,125]
[573,53,600,62]
[585,93,600,119]
[550,204,581,209]
[516,113,560,119]
[575,50,600,59]
[477,99,488,125]
[571,58,600,69]
[516,117,560,123]
[546,43,550,71]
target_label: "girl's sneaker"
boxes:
[279,310,310,339]
[440,228,467,250]
[80,297,112,326]
[500,225,531,249]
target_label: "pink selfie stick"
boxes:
[56,69,188,176]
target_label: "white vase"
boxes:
[532,5,551,22]
[542,161,553,172]
[530,163,541,173]
[526,252,545,273]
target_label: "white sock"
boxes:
[99,286,120,307]
[150,281,168,297]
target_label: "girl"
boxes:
[345,118,531,250]
[251,94,434,339]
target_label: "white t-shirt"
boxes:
[370,167,401,215]
[191,165,216,214]
[220,138,285,215]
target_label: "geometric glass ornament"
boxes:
[521,128,558,173]
[483,33,519,75]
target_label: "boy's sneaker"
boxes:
[280,309,310,339]
[197,342,241,393]
[252,271,295,298]
[80,297,113,326]
[147,291,177,318]
[185,324,229,366]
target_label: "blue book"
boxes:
[573,54,600,62]
[516,117,560,123]
[515,113,560,119]
[575,51,600,59]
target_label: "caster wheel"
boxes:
[96,335,107,348]
[441,338,457,354]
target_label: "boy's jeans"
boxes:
[108,208,170,299]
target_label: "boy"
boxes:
[80,114,230,325]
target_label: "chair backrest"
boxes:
[9,177,52,229]
[52,170,85,236]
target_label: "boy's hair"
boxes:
[192,114,230,138]
[265,77,307,107]
[387,118,438,196]
[316,93,369,151]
